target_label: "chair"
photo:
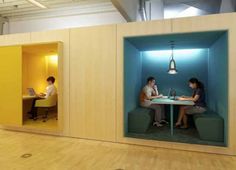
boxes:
[35,94,58,122]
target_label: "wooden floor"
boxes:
[23,117,58,130]
[0,129,235,170]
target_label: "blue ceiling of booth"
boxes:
[125,31,227,51]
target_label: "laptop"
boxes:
[27,88,36,96]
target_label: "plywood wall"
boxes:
[0,13,235,155]
[69,25,117,142]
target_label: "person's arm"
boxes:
[143,88,158,100]
[154,85,163,98]
[181,95,191,98]
[36,93,46,98]
[152,85,163,98]
[152,85,158,96]
[178,95,200,102]
[179,89,201,102]
[44,86,52,99]
[146,92,159,100]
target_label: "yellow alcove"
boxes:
[22,43,60,131]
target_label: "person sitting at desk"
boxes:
[29,76,57,120]
[175,78,207,129]
[140,76,168,127]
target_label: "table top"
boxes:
[152,96,195,106]
[22,95,37,100]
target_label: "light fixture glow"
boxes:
[46,55,58,66]
[26,0,47,9]
[167,41,178,74]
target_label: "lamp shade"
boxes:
[168,41,178,74]
[168,58,178,74]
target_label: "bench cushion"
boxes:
[128,108,154,133]
[193,112,224,142]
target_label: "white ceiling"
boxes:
[0,0,115,20]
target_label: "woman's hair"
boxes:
[189,78,204,90]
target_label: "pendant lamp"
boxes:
[168,41,178,74]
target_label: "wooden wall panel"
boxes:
[0,33,31,46]
[69,25,116,142]
[172,13,234,32]
[31,30,70,135]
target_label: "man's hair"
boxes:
[147,76,155,83]
[47,76,55,83]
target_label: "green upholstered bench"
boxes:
[193,112,224,142]
[128,108,155,133]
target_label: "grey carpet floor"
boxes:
[126,124,225,147]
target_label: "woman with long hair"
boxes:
[175,78,207,129]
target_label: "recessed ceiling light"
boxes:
[26,0,47,9]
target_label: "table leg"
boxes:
[170,105,174,136]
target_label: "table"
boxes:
[22,95,37,100]
[152,96,194,136]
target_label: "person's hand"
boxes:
[37,93,45,98]
[178,97,185,101]
[154,94,163,99]
[154,85,158,90]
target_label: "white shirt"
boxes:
[45,84,57,98]
[143,85,155,98]
[140,85,159,107]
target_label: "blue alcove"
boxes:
[124,31,228,146]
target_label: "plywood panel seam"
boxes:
[68,29,72,136]
[115,24,118,143]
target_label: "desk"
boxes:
[152,97,194,136]
[22,95,37,100]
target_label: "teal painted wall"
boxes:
[124,40,142,133]
[208,33,228,145]
[141,49,209,97]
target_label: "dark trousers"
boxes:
[29,98,40,118]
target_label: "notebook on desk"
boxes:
[27,88,36,96]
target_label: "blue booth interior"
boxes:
[124,31,228,146]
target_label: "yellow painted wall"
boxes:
[0,46,22,126]
[22,44,58,95]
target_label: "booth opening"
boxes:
[22,43,60,130]
[124,31,228,147]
